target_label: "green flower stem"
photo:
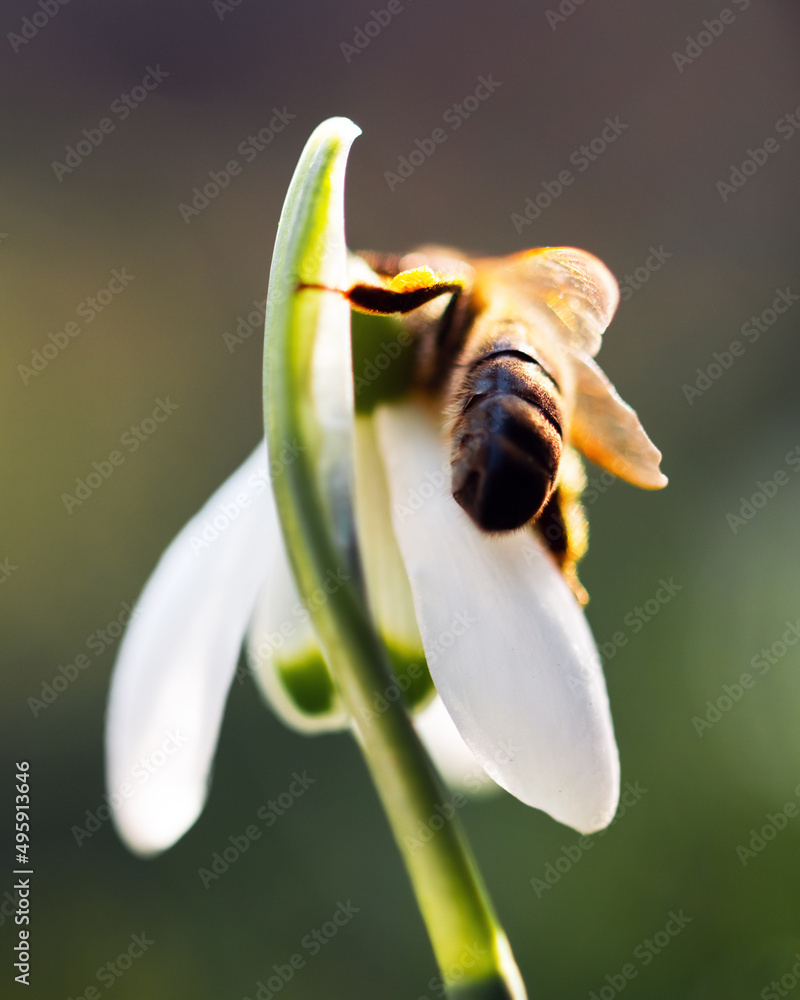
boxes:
[264,118,526,999]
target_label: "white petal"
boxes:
[414,696,497,797]
[105,443,277,854]
[375,401,620,833]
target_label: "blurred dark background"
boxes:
[2,1,800,997]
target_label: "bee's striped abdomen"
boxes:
[449,348,564,533]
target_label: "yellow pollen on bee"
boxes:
[388,266,440,292]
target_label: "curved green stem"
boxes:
[263,118,526,999]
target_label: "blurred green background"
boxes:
[3,1,800,997]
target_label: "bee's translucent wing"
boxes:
[570,352,668,489]
[484,247,620,357]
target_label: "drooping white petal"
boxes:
[105,443,277,855]
[375,401,620,833]
[414,696,497,797]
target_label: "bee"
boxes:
[342,245,667,601]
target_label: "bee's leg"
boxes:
[533,447,589,604]
[345,277,464,316]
